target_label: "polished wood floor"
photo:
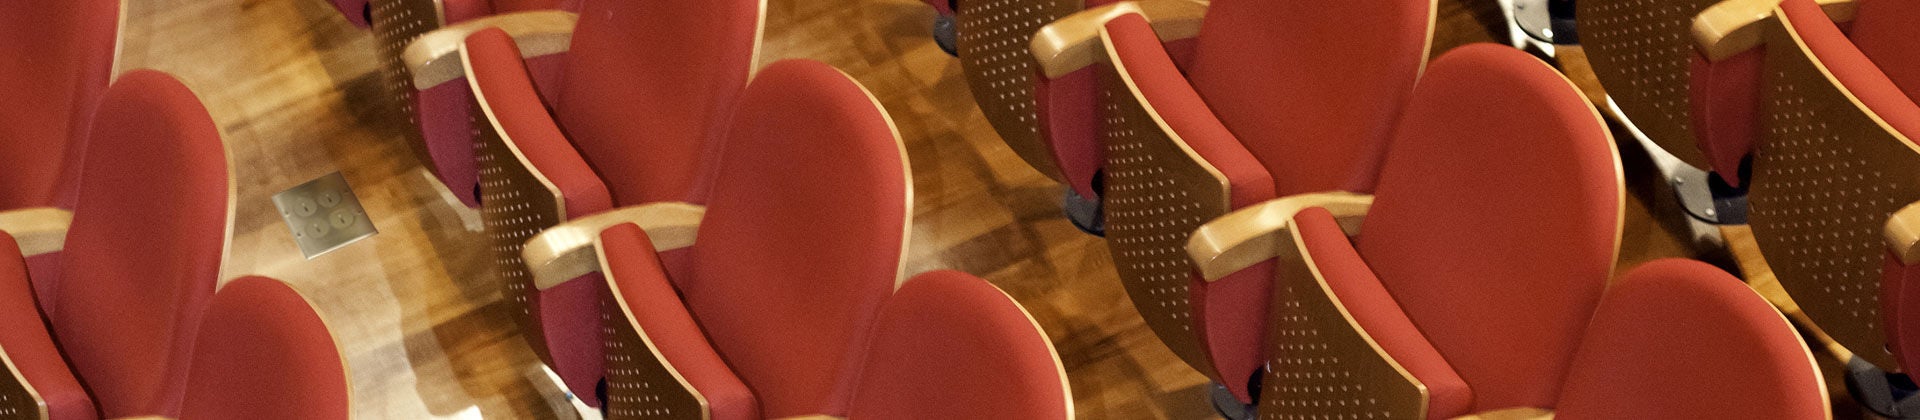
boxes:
[115,0,1842,418]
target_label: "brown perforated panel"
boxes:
[601,279,705,419]
[0,351,44,420]
[1258,242,1425,420]
[476,106,565,365]
[371,0,440,166]
[956,0,1079,181]
[1097,64,1221,378]
[1748,21,1920,370]
[1577,0,1718,168]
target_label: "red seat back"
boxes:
[1182,0,1431,195]
[1356,44,1619,412]
[848,271,1071,420]
[180,277,350,420]
[556,0,762,205]
[1556,259,1826,419]
[0,0,119,210]
[0,234,93,420]
[51,70,230,418]
[685,60,908,418]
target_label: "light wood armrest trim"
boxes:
[403,10,579,90]
[1886,201,1920,265]
[1448,407,1555,420]
[1694,0,1857,61]
[524,202,704,290]
[1031,0,1209,79]
[1186,192,1372,281]
[0,208,73,257]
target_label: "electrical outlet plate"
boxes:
[273,172,377,259]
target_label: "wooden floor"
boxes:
[113,0,1796,419]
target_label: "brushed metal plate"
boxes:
[273,172,377,259]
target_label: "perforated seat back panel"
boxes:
[1578,0,1718,168]
[475,106,564,365]
[0,353,43,420]
[370,0,441,162]
[601,287,704,419]
[956,0,1080,181]
[1748,16,1920,371]
[1096,65,1222,378]
[1257,242,1426,420]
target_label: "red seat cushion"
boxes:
[848,271,1071,420]
[51,70,230,418]
[0,0,118,210]
[0,234,94,420]
[685,60,908,417]
[1356,44,1619,412]
[1556,259,1826,419]
[1292,208,1472,419]
[179,277,350,420]
[1849,0,1920,105]
[599,224,757,420]
[555,0,761,205]
[1182,0,1429,195]
[1780,0,1920,141]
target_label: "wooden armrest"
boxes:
[523,202,704,290]
[1694,0,1857,61]
[1886,201,1920,265]
[1449,407,1555,420]
[402,10,579,90]
[1185,192,1372,281]
[0,208,73,257]
[1031,0,1208,79]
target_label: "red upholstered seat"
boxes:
[420,0,757,207]
[585,60,1068,418]
[1301,44,1618,417]
[1780,0,1920,141]
[1684,0,1920,186]
[0,0,118,211]
[551,0,760,205]
[51,70,230,418]
[598,224,757,420]
[0,234,94,420]
[1555,259,1826,419]
[458,0,759,401]
[1085,0,1430,400]
[409,0,585,207]
[0,0,119,315]
[684,60,909,418]
[848,270,1072,420]
[179,277,350,420]
[1043,0,1428,201]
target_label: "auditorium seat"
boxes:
[1188,45,1825,418]
[1582,0,1920,380]
[0,70,233,419]
[409,0,760,405]
[514,59,1071,419]
[356,0,588,207]
[180,276,351,420]
[1583,0,1918,189]
[1024,0,1432,402]
[0,0,121,314]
